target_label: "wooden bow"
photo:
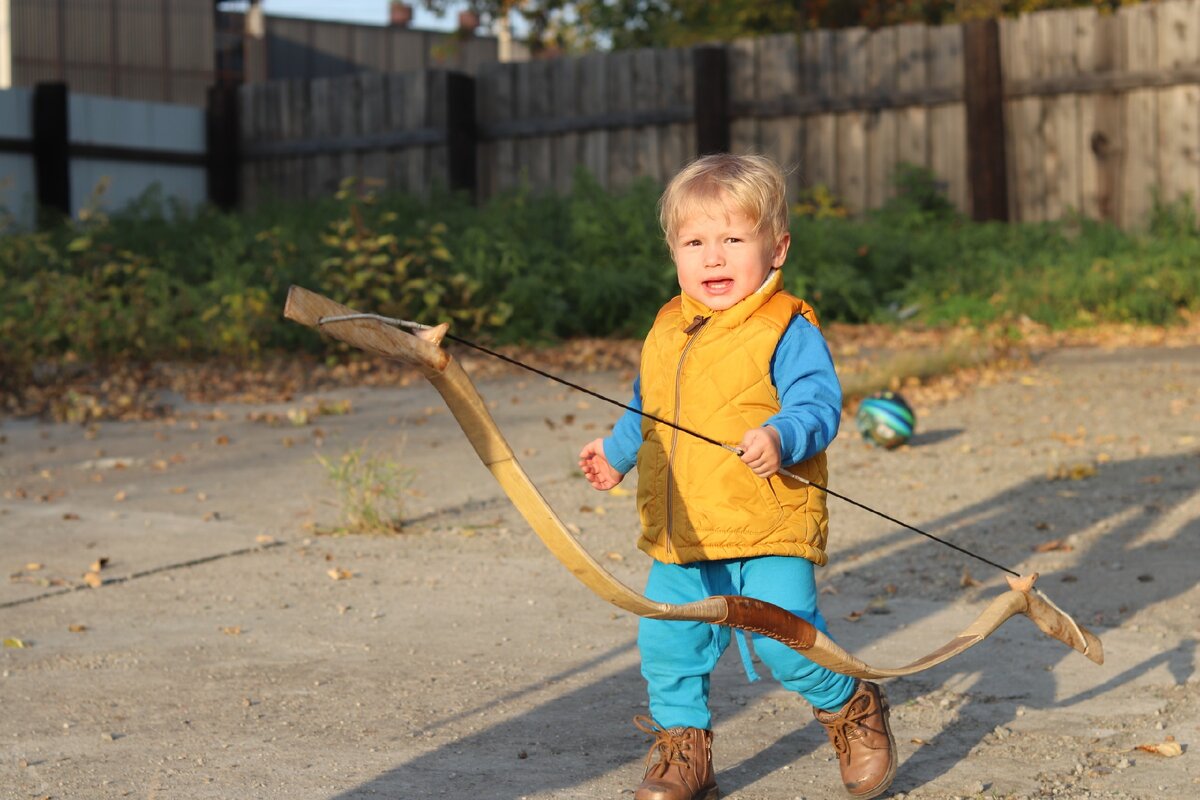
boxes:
[284,286,1103,679]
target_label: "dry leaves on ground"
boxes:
[3,316,1198,422]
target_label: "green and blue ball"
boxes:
[855,391,916,449]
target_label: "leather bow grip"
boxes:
[718,595,819,653]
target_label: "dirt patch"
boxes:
[2,341,1197,799]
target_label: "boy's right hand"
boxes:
[579,438,624,491]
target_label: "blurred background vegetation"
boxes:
[423,0,1141,55]
[3,165,1198,402]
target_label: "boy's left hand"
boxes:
[739,426,782,479]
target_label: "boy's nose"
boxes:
[703,244,724,267]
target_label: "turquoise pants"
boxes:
[638,556,857,730]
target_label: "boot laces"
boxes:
[825,693,883,757]
[634,715,696,774]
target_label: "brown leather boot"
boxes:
[632,716,719,800]
[813,681,897,799]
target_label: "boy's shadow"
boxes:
[332,450,1197,798]
[840,452,1199,795]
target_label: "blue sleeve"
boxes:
[766,316,842,466]
[602,374,643,475]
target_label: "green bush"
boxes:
[2,169,1198,398]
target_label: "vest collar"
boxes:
[678,269,783,331]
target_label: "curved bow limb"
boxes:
[283,286,1103,679]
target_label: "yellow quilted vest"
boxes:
[636,271,830,565]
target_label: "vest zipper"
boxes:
[665,315,709,556]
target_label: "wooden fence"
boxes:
[216,0,1200,228]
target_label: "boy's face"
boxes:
[670,198,789,312]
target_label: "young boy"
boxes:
[579,154,896,800]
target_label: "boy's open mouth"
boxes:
[703,279,733,293]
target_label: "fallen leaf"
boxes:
[255,534,276,545]
[3,637,27,648]
[1047,462,1097,481]
[68,624,87,633]
[609,486,632,498]
[1135,736,1183,757]
[327,568,353,581]
[170,486,189,494]
[215,435,231,446]
[62,512,80,521]
[1033,539,1073,553]
[961,568,982,588]
[24,563,43,571]
[604,551,624,562]
[220,626,243,636]
[113,490,127,502]
[83,572,103,588]
[90,557,109,572]
[845,610,864,622]
[911,738,928,746]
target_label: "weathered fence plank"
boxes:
[729,38,759,156]
[1082,8,1123,223]
[359,72,388,187]
[755,35,801,199]
[551,56,580,194]
[801,29,838,193]
[516,58,553,191]
[895,24,929,174]
[607,50,636,189]
[657,47,690,182]
[927,23,966,213]
[1003,11,1045,222]
[1123,1,1159,228]
[579,52,608,188]
[1156,0,1200,209]
[837,26,870,213]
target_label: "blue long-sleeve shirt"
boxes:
[602,314,842,474]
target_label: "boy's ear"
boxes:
[772,233,791,268]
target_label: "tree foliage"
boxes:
[422,0,1138,52]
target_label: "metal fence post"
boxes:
[692,46,730,156]
[33,81,70,224]
[962,18,1009,222]
[206,83,241,210]
[444,71,477,200]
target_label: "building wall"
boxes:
[6,1,513,108]
[10,0,216,106]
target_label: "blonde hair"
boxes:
[658,153,789,246]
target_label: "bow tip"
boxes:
[416,322,450,346]
[1005,572,1039,593]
